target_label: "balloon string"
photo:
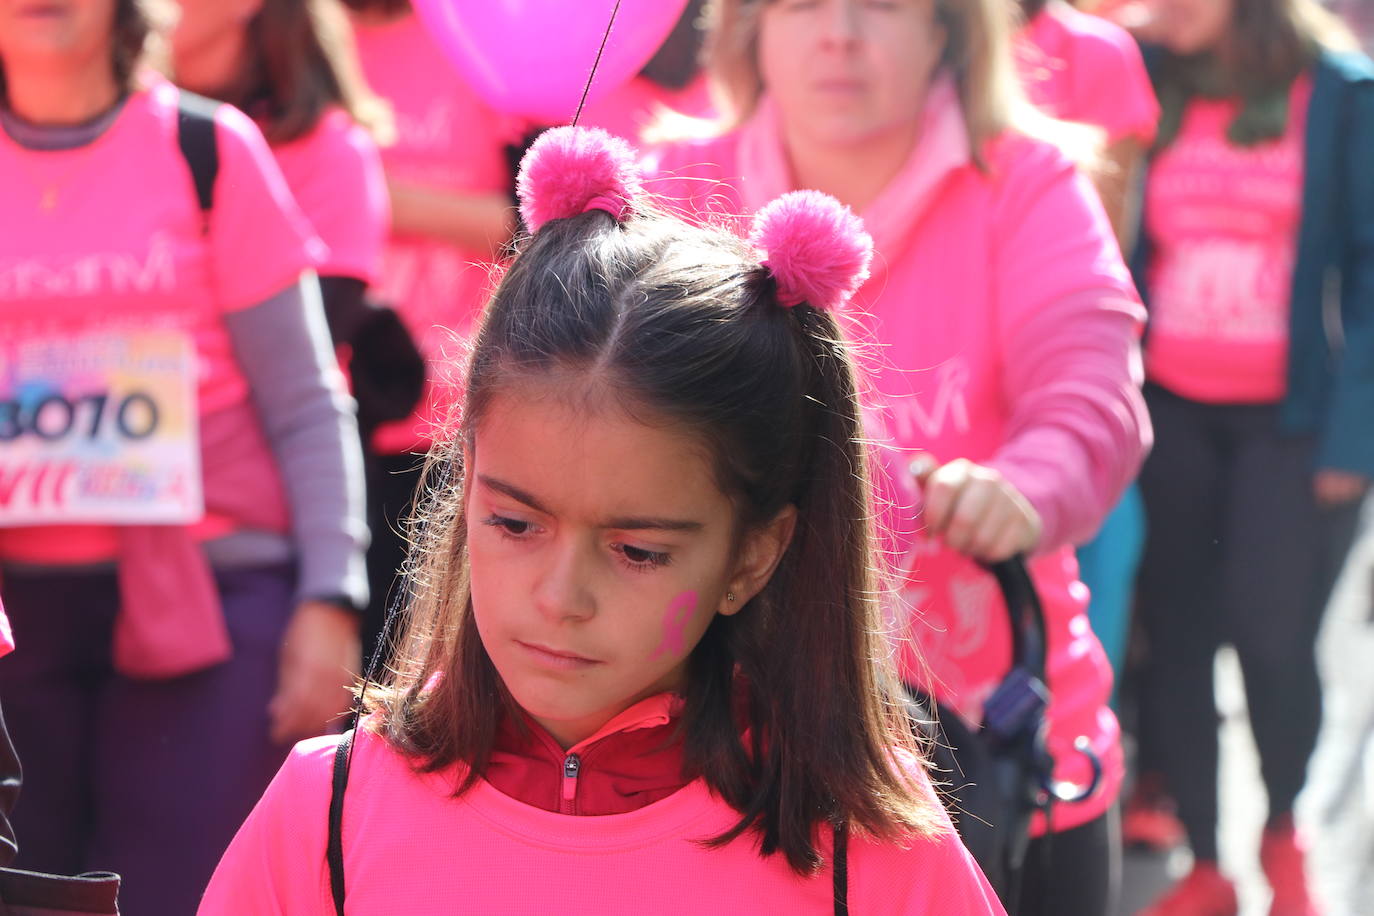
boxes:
[572,0,625,126]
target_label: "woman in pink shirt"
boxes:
[201,127,1005,915]
[651,1,1150,913]
[343,0,519,668]
[1130,2,1374,914]
[0,1,367,912]
[171,0,401,399]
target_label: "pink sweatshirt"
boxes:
[650,76,1150,831]
[201,714,1006,914]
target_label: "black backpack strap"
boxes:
[832,820,849,916]
[175,90,220,232]
[327,729,354,916]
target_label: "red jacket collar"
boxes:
[486,694,689,816]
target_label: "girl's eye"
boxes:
[483,515,534,539]
[614,543,672,571]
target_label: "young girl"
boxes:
[0,0,367,912]
[651,1,1150,913]
[1130,1,1374,913]
[200,126,1005,914]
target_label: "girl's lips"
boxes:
[516,640,603,670]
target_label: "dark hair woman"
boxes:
[1129,1,1370,913]
[0,0,369,913]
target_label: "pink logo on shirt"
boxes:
[649,590,697,661]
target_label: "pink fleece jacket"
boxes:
[200,706,1005,915]
[650,76,1151,831]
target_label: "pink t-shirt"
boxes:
[271,107,389,285]
[0,78,321,564]
[200,729,1006,915]
[1016,1,1159,145]
[651,78,1149,831]
[353,14,517,453]
[1143,76,1312,403]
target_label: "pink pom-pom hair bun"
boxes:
[750,191,873,312]
[517,126,644,234]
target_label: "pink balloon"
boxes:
[413,0,691,123]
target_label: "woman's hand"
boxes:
[910,456,1043,563]
[268,600,361,745]
[1314,469,1370,507]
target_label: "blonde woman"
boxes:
[653,1,1150,912]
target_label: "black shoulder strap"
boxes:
[832,821,849,916]
[327,729,354,916]
[175,90,220,229]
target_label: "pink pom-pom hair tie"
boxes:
[517,126,644,234]
[749,191,874,312]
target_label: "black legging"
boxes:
[1135,383,1361,862]
[1016,807,1120,916]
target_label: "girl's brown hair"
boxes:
[705,0,1031,165]
[364,199,942,874]
[223,0,393,144]
[0,0,173,103]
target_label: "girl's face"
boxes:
[466,389,793,749]
[0,0,116,71]
[1150,0,1235,55]
[757,0,946,149]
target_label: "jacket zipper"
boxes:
[560,753,581,814]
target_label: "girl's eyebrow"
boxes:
[477,474,703,532]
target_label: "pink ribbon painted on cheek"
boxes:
[649,590,698,661]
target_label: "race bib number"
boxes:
[0,329,203,524]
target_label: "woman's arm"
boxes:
[1091,137,1145,253]
[1317,74,1374,492]
[224,276,368,743]
[387,181,516,257]
[986,142,1152,553]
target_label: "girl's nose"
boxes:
[532,541,596,623]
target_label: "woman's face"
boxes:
[465,387,791,749]
[757,0,947,149]
[1150,0,1235,55]
[0,0,117,72]
[169,0,261,64]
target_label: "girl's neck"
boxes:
[4,59,120,127]
[782,120,920,213]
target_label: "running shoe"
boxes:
[1260,815,1320,916]
[1137,862,1239,916]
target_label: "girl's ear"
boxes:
[720,505,798,616]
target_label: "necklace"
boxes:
[6,143,102,214]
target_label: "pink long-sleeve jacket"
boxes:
[649,75,1151,832]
